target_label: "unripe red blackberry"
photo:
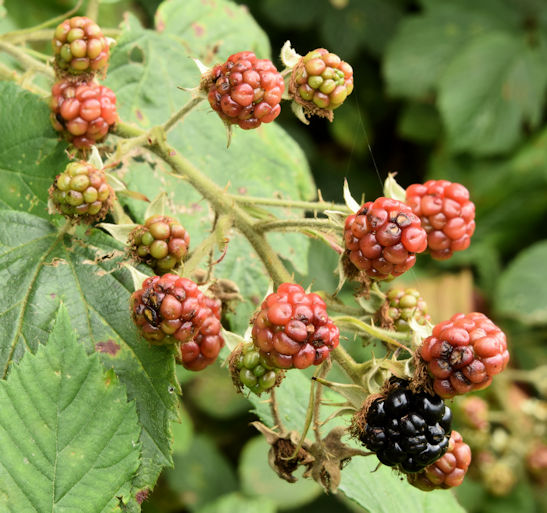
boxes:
[49,161,113,222]
[344,197,427,280]
[129,215,190,273]
[176,294,224,372]
[358,381,452,473]
[131,274,223,370]
[52,16,109,76]
[420,312,509,398]
[205,51,284,129]
[252,283,339,370]
[290,48,353,120]
[458,396,489,430]
[386,288,430,332]
[408,430,471,490]
[233,341,282,395]
[50,79,118,149]
[406,180,475,260]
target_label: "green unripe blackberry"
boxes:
[289,48,353,121]
[49,161,113,223]
[386,288,430,332]
[129,215,190,273]
[52,16,109,77]
[232,342,283,395]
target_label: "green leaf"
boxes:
[155,0,270,60]
[384,0,519,99]
[438,32,547,155]
[398,102,442,143]
[196,492,276,513]
[239,436,321,510]
[165,435,238,511]
[0,82,69,217]
[0,210,178,497]
[0,305,141,512]
[495,240,547,324]
[339,454,466,513]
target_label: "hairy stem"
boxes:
[255,218,343,233]
[330,345,366,385]
[0,41,54,77]
[163,95,205,133]
[0,61,48,95]
[230,194,350,212]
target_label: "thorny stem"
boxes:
[255,218,343,233]
[313,361,331,441]
[163,96,206,133]
[0,61,48,95]
[330,345,367,385]
[230,194,351,212]
[333,315,414,355]
[269,389,283,431]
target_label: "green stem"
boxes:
[333,315,413,354]
[86,0,99,20]
[0,61,48,95]
[163,96,205,133]
[113,121,292,286]
[0,41,54,77]
[330,345,366,385]
[230,194,351,212]
[255,218,343,233]
[0,0,82,41]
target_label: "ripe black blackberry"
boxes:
[359,382,452,473]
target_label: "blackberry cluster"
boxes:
[53,16,109,76]
[252,283,339,369]
[406,180,475,260]
[359,383,452,473]
[386,288,430,333]
[420,312,509,398]
[129,215,190,273]
[344,197,427,280]
[49,161,113,222]
[205,51,284,129]
[290,48,353,119]
[130,274,223,371]
[233,341,281,395]
[50,80,118,149]
[409,430,471,490]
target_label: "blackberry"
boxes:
[344,197,427,280]
[409,430,471,490]
[406,180,475,260]
[252,283,339,370]
[290,48,353,121]
[50,79,117,149]
[49,160,113,223]
[386,288,430,332]
[52,16,109,76]
[420,312,509,398]
[204,51,284,129]
[129,215,190,273]
[233,341,282,395]
[131,274,223,371]
[359,383,452,472]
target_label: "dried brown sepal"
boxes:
[228,343,244,394]
[349,392,383,440]
[192,269,243,313]
[306,426,371,493]
[377,299,394,330]
[341,253,374,294]
[252,422,314,483]
[410,350,435,396]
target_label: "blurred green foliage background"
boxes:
[1,0,546,512]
